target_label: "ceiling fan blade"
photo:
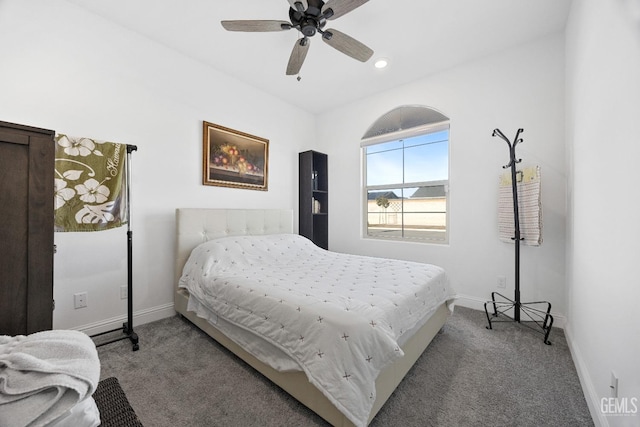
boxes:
[287,0,308,12]
[322,0,369,20]
[286,38,310,75]
[221,20,292,32]
[322,28,373,62]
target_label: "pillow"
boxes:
[179,234,322,286]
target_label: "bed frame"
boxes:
[174,208,450,426]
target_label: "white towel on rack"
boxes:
[0,330,100,427]
[498,165,543,246]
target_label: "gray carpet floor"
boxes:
[97,306,593,426]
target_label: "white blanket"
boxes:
[0,330,100,427]
[498,165,543,246]
[179,234,456,427]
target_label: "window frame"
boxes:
[361,121,450,244]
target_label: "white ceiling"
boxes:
[65,0,572,115]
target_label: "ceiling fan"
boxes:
[221,0,373,76]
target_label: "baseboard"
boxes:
[455,293,566,329]
[454,294,488,312]
[74,303,175,336]
[564,323,607,427]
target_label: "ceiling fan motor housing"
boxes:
[289,0,327,38]
[301,19,317,36]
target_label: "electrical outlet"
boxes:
[74,292,88,309]
[497,275,507,289]
[120,285,128,300]
[610,371,618,398]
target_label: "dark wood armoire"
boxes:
[0,121,55,335]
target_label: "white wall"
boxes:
[0,0,315,332]
[5,2,638,424]
[316,34,568,319]
[565,0,640,425]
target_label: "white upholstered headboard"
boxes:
[174,208,293,288]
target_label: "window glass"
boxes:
[366,145,403,186]
[404,137,448,183]
[362,110,449,244]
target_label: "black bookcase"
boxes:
[299,150,328,249]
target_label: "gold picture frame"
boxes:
[202,121,269,191]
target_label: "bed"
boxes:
[174,208,455,427]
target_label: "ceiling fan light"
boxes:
[374,58,388,69]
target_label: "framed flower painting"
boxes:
[202,121,269,191]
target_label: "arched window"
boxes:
[361,105,450,243]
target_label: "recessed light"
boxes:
[374,58,388,69]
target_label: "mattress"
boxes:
[179,233,455,427]
[186,295,301,372]
[186,290,448,375]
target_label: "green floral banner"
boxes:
[54,134,127,232]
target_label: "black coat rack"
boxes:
[484,128,554,345]
[91,144,139,351]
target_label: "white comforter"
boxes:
[179,234,455,426]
